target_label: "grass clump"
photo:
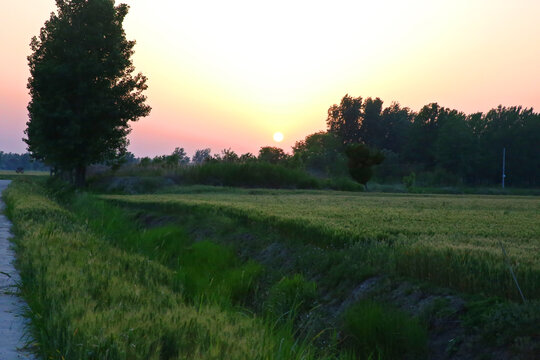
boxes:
[176,240,263,305]
[341,300,427,359]
[463,298,540,355]
[265,274,318,323]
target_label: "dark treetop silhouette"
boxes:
[25,0,150,187]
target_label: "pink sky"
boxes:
[1,0,539,157]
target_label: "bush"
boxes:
[324,177,365,192]
[265,274,317,323]
[402,172,416,191]
[179,161,322,189]
[177,241,263,305]
[342,300,427,359]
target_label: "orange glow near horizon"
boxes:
[1,0,539,157]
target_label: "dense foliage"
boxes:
[326,95,540,187]
[345,144,385,186]
[26,0,150,186]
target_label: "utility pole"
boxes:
[502,147,506,189]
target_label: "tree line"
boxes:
[22,1,538,187]
[0,152,48,171]
[324,95,540,187]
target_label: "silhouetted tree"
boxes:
[192,148,211,164]
[172,147,190,165]
[345,143,385,187]
[379,102,412,154]
[220,148,239,162]
[327,94,363,144]
[404,103,448,167]
[258,147,287,164]
[434,111,474,179]
[359,97,384,148]
[25,0,150,187]
[239,153,256,162]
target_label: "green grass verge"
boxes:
[342,300,427,359]
[3,179,331,360]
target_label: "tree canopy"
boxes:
[25,0,150,186]
[325,94,539,187]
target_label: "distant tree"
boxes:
[192,148,211,164]
[327,94,363,144]
[172,147,190,165]
[292,131,347,176]
[220,148,239,162]
[404,103,448,167]
[25,0,151,187]
[434,111,474,178]
[359,97,384,148]
[379,102,413,154]
[0,152,48,171]
[258,147,287,164]
[155,148,190,168]
[477,106,540,186]
[107,149,136,171]
[239,152,256,162]
[345,143,385,187]
[139,157,152,167]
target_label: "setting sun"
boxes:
[273,132,284,143]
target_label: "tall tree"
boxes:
[434,111,474,179]
[404,103,447,167]
[25,0,150,186]
[379,102,412,154]
[359,97,384,148]
[326,94,363,144]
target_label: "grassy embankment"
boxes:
[6,178,538,358]
[103,187,540,301]
[4,179,354,360]
[101,186,540,357]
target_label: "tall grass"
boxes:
[4,179,341,359]
[341,300,427,359]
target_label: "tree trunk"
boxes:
[75,165,86,188]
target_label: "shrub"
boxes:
[177,241,263,305]
[180,161,321,189]
[342,300,427,359]
[265,274,317,323]
[402,172,416,191]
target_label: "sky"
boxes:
[1,0,539,157]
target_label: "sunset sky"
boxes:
[1,0,539,157]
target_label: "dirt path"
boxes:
[0,180,35,359]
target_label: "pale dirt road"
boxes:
[0,180,36,359]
